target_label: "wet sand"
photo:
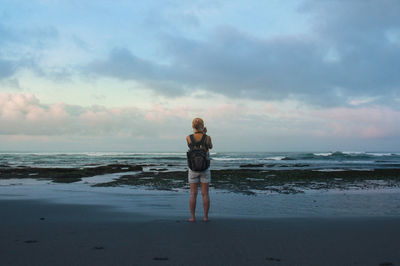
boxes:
[1,199,399,266]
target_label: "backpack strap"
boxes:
[189,134,195,148]
[189,134,208,149]
[199,134,207,149]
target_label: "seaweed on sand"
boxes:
[0,164,143,183]
[92,169,400,194]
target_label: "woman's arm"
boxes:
[186,135,191,147]
[207,136,213,149]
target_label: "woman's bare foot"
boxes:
[203,217,210,222]
[188,217,196,222]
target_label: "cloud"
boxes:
[85,0,400,107]
[0,92,202,138]
[2,92,399,140]
[0,59,16,79]
[85,47,186,96]
[1,92,400,151]
[310,107,400,139]
[0,92,148,136]
[87,48,159,81]
[0,22,59,81]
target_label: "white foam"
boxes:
[265,156,285,160]
[366,152,393,156]
[313,153,333,156]
[342,151,365,155]
[212,157,251,161]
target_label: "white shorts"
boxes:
[188,168,211,184]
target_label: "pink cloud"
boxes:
[311,107,400,138]
[0,93,145,136]
[1,93,399,143]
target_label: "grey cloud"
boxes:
[87,48,158,80]
[0,59,16,79]
[303,0,400,91]
[86,0,400,106]
[85,48,186,95]
[0,22,60,81]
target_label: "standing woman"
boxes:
[186,118,213,222]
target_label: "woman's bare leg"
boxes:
[201,182,210,221]
[189,183,198,222]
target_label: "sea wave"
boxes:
[311,151,399,159]
[365,152,395,156]
[1,151,400,171]
[265,156,286,161]
[313,153,333,157]
[212,157,252,161]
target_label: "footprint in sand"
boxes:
[153,257,169,261]
[93,246,105,250]
[266,257,281,262]
[24,240,38,244]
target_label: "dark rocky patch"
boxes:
[91,168,400,194]
[0,164,142,183]
[3,165,400,194]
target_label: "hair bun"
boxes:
[192,118,204,131]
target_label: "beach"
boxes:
[1,199,400,266]
[1,152,400,265]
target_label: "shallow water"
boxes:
[1,173,400,218]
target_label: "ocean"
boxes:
[1,151,400,171]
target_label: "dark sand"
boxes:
[1,200,400,266]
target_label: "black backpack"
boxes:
[187,134,210,171]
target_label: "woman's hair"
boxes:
[192,118,204,131]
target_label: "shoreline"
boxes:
[1,199,400,266]
[1,166,400,194]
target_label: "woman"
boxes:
[186,118,213,222]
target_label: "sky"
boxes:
[0,0,400,152]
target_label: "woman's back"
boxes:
[186,133,213,151]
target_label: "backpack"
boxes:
[187,134,210,171]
